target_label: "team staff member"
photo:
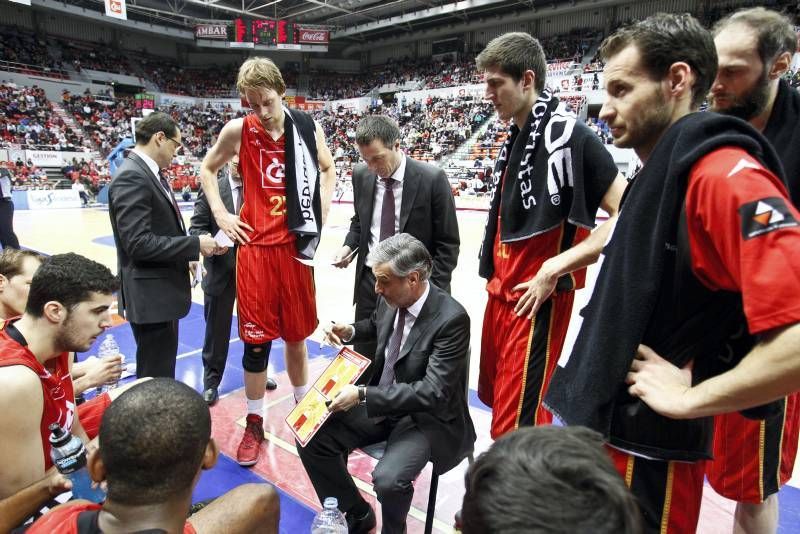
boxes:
[109,112,220,378]
[707,8,800,533]
[475,32,626,438]
[545,14,800,533]
[198,57,336,466]
[332,115,459,360]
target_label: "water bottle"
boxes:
[310,497,348,533]
[97,333,123,392]
[48,423,106,503]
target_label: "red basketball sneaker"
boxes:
[236,414,265,466]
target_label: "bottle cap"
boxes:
[323,497,338,509]
[48,423,69,446]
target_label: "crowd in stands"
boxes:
[0,161,52,189]
[0,83,85,151]
[306,55,482,100]
[60,40,134,75]
[62,90,135,155]
[0,26,64,75]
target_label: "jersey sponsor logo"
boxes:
[259,149,285,188]
[727,157,762,178]
[739,197,799,240]
[242,321,267,341]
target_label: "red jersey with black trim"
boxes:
[686,146,800,334]
[0,320,74,470]
[27,502,198,534]
[238,113,293,246]
[487,218,590,302]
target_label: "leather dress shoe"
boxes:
[266,377,278,391]
[203,387,219,405]
[346,504,376,534]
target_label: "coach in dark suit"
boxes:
[108,112,219,378]
[301,233,475,534]
[332,115,459,360]
[189,158,276,404]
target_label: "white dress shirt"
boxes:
[368,153,406,252]
[393,281,430,353]
[132,148,172,201]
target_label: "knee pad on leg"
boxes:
[242,342,272,373]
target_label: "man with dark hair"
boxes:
[28,378,279,533]
[545,13,800,533]
[199,57,336,466]
[461,426,642,534]
[190,157,277,405]
[706,8,800,533]
[332,115,459,360]
[109,111,221,379]
[474,31,626,439]
[0,249,122,396]
[300,233,475,534]
[0,253,143,528]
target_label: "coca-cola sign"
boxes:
[195,24,228,40]
[297,29,329,44]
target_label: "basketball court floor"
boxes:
[15,202,800,533]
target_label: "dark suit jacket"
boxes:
[108,152,200,324]
[343,157,459,298]
[189,177,235,297]
[351,284,476,474]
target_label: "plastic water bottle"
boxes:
[97,333,123,391]
[310,497,348,533]
[48,423,106,503]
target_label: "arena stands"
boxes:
[0,84,84,151]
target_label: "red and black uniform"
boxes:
[478,100,617,439]
[27,501,198,533]
[613,147,800,532]
[544,111,800,534]
[236,113,317,344]
[705,79,800,503]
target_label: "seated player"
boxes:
[28,378,280,533]
[461,426,642,534]
[0,248,123,396]
[0,253,144,528]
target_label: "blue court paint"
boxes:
[779,485,800,533]
[193,454,316,534]
[91,235,117,248]
[468,388,491,413]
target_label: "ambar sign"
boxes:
[297,29,329,44]
[195,24,228,40]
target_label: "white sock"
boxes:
[293,384,309,401]
[246,398,265,418]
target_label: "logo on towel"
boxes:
[739,197,798,240]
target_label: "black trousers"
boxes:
[201,278,236,389]
[297,406,431,534]
[0,198,19,249]
[130,319,179,378]
[353,266,378,362]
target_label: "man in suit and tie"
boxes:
[300,233,476,534]
[109,112,220,379]
[189,157,277,405]
[332,116,459,360]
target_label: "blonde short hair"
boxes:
[236,57,286,95]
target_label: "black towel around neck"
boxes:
[544,112,784,437]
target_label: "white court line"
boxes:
[176,337,240,360]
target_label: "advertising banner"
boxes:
[27,189,82,210]
[297,29,329,44]
[195,24,228,40]
[25,150,63,167]
[104,0,127,20]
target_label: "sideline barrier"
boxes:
[14,189,81,210]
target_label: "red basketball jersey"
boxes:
[0,320,75,470]
[238,114,293,246]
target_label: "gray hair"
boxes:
[355,115,401,147]
[367,233,432,281]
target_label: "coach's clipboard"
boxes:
[287,347,371,447]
